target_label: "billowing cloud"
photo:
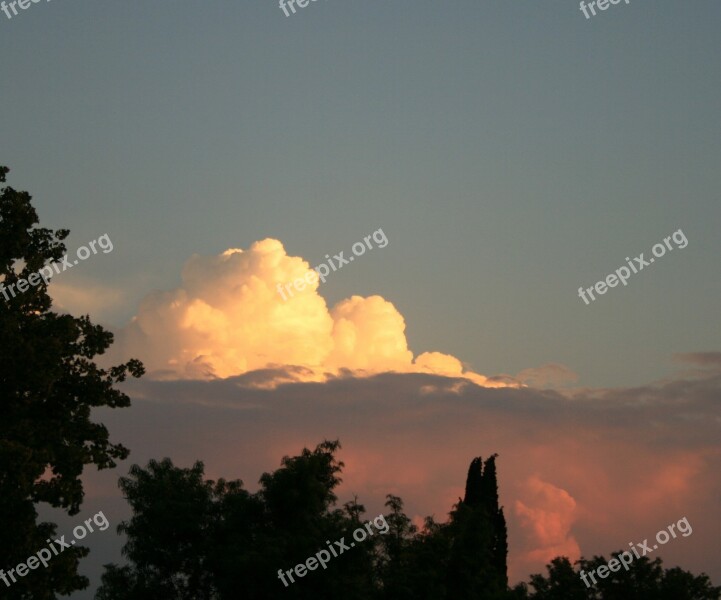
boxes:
[77,364,721,590]
[107,239,512,386]
[67,238,720,592]
[514,477,580,574]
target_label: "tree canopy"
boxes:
[0,166,143,599]
[96,441,720,600]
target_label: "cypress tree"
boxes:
[449,453,509,597]
[464,457,484,507]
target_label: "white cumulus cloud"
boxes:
[107,238,512,387]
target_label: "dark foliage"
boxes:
[95,442,720,600]
[0,167,144,599]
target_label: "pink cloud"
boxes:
[76,366,721,586]
[514,476,581,574]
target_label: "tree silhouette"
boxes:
[518,554,721,600]
[97,441,379,600]
[445,453,508,599]
[0,166,143,599]
[96,441,719,600]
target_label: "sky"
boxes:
[1,0,720,597]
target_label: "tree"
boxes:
[525,554,721,600]
[374,494,421,600]
[97,440,379,600]
[0,166,144,599]
[446,454,509,599]
[374,454,511,600]
[526,557,589,600]
[95,437,720,600]
[101,459,220,600]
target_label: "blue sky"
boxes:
[2,1,720,388]
[3,1,721,598]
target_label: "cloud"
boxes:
[50,281,125,320]
[516,364,579,389]
[514,477,580,573]
[77,238,720,589]
[656,352,721,383]
[107,239,511,387]
[81,365,721,588]
[674,352,721,370]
